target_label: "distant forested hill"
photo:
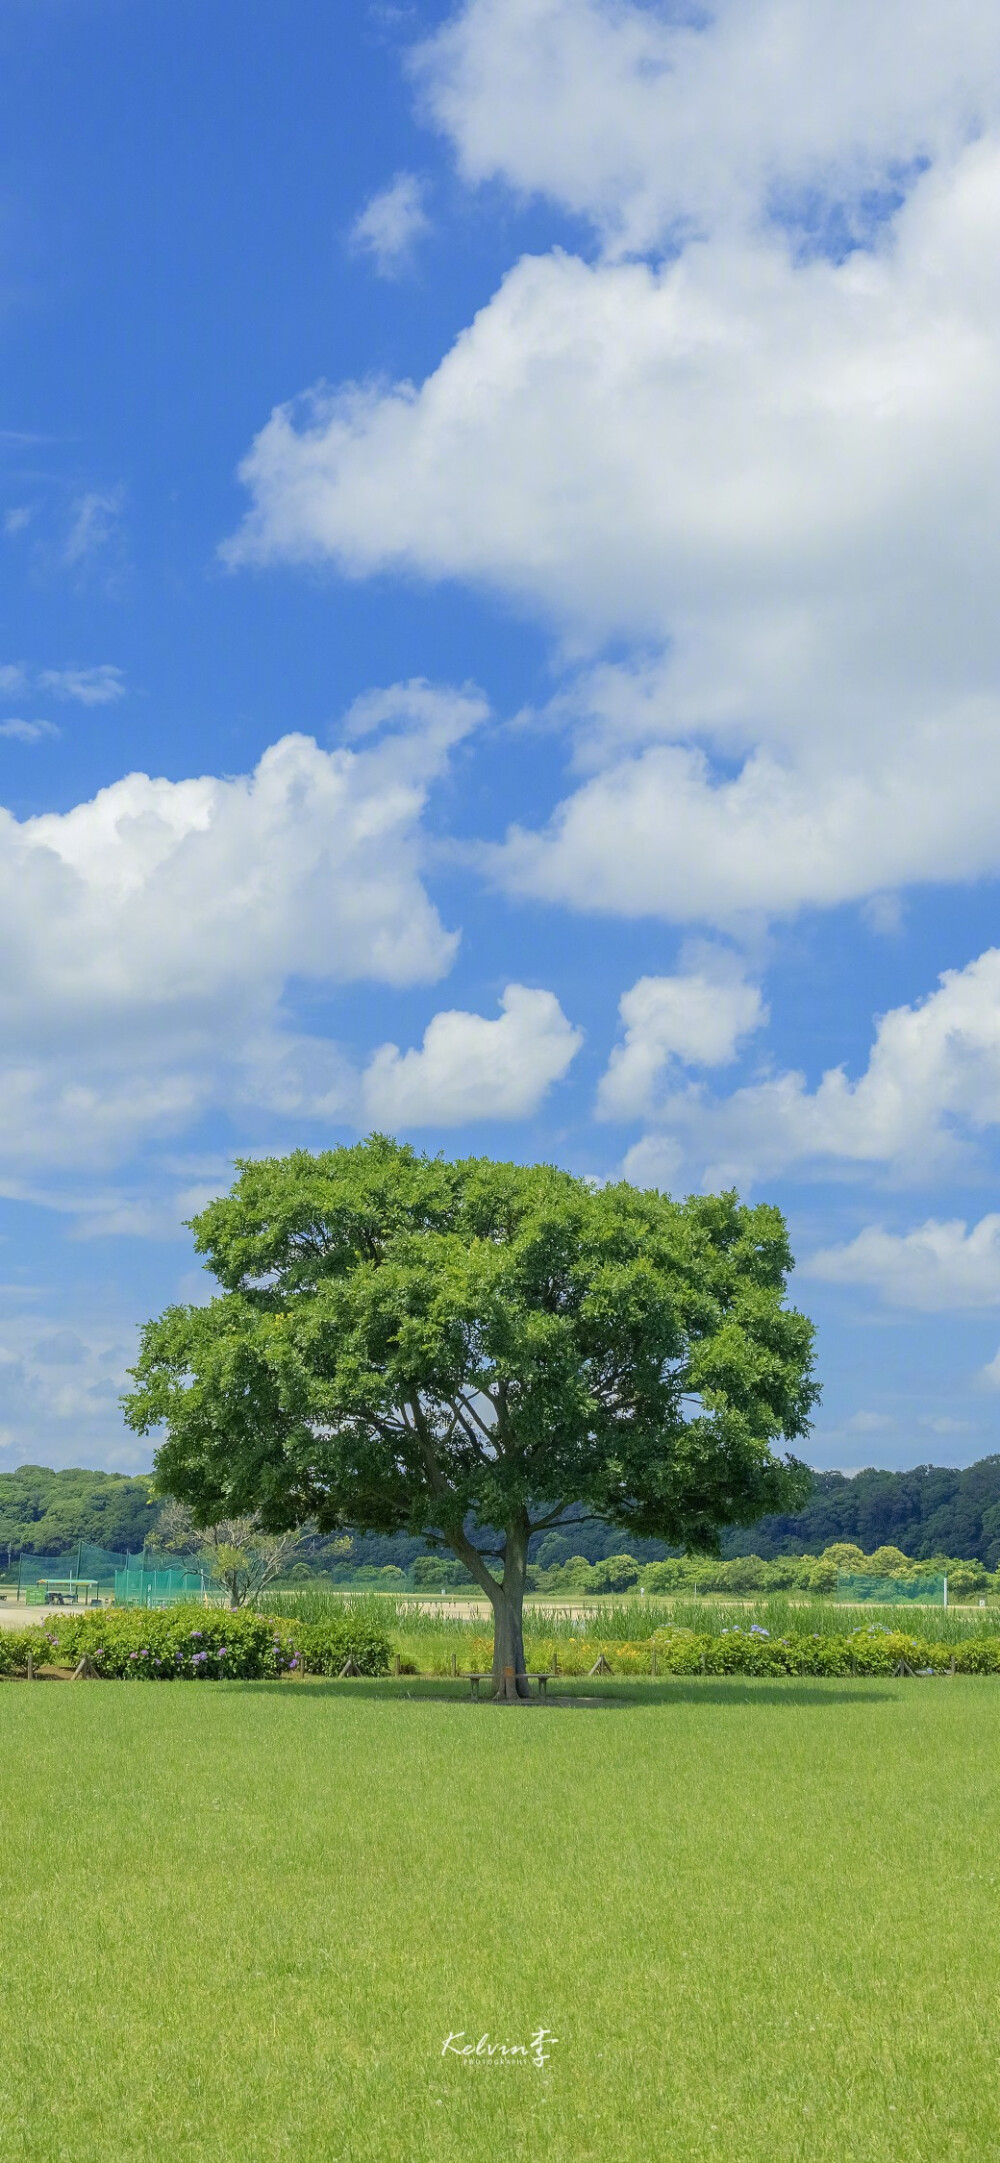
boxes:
[0,1465,157,1560]
[4,1455,1000,1569]
[721,1458,1000,1568]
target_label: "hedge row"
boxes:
[5,1611,1000,1681]
[400,1626,1000,1678]
[537,1626,1000,1676]
[0,1603,391,1679]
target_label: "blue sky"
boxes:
[5,0,1000,1475]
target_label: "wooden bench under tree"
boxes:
[465,1671,556,1700]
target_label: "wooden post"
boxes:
[700,1650,706,1674]
[26,1650,33,1681]
[552,1647,559,1675]
[392,1653,400,1677]
[949,1655,956,1676]
[650,1645,657,1678]
[450,1651,457,1676]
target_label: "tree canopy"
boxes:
[123,1136,817,1697]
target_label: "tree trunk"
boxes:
[490,1516,532,1702]
[443,1510,533,1703]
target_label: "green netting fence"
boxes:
[6,1545,125,1602]
[114,1564,204,1607]
[837,1572,947,1605]
[0,1543,204,1607]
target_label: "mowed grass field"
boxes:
[2,1680,999,2163]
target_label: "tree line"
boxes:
[7,1455,1000,1577]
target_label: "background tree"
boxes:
[123,1137,818,1700]
[149,1498,302,1608]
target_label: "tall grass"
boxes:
[267,1585,1000,1646]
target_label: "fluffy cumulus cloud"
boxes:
[809,1217,1000,1310]
[225,2,1000,925]
[597,952,765,1120]
[623,946,1000,1188]
[362,984,582,1126]
[413,0,1000,251]
[0,681,483,1178]
[350,172,430,274]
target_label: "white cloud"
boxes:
[597,952,766,1120]
[0,664,27,697]
[619,1132,683,1194]
[0,719,59,744]
[64,488,124,567]
[4,507,31,535]
[809,1216,1000,1309]
[980,1349,1000,1390]
[350,172,430,274]
[413,0,1000,253]
[225,22,1000,925]
[844,1410,895,1434]
[0,1307,139,1467]
[623,945,1000,1187]
[39,665,126,705]
[362,983,582,1126]
[0,680,483,1175]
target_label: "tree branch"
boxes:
[526,1506,608,1535]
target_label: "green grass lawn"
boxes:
[1,1678,998,2162]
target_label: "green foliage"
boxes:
[590,1553,641,1591]
[0,1464,158,1561]
[944,1561,990,1596]
[122,1138,817,1647]
[0,1600,391,1678]
[411,1554,471,1589]
[726,1453,1000,1567]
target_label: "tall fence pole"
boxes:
[943,1574,948,1610]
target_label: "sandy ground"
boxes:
[0,1601,107,1629]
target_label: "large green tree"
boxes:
[122,1137,817,1698]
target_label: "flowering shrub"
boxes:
[0,1603,391,1679]
[5,1608,1000,1682]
